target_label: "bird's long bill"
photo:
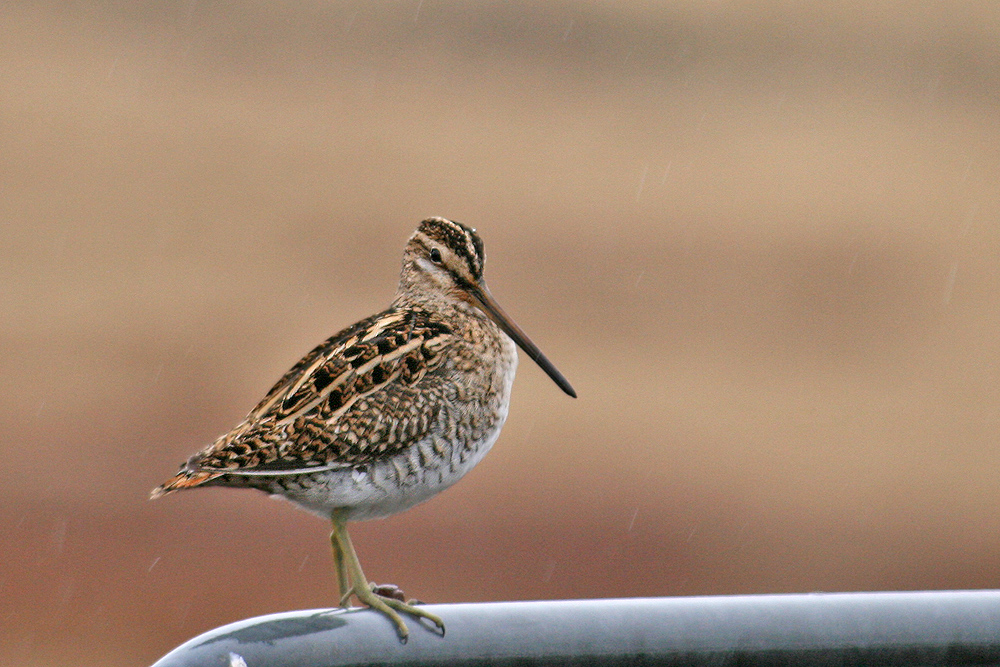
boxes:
[469,282,577,398]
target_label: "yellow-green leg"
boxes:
[329,528,351,607]
[330,516,445,641]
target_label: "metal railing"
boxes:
[151,590,1000,666]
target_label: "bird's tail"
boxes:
[149,468,223,500]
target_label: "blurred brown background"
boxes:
[4,1,1000,664]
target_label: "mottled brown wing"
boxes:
[190,308,454,474]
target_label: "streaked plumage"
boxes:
[151,217,575,640]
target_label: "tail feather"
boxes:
[149,469,223,500]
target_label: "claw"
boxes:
[339,589,355,608]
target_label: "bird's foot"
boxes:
[351,581,445,642]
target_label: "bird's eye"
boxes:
[429,248,442,263]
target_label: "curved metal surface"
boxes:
[151,591,1000,666]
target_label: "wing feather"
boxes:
[185,308,454,475]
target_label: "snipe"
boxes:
[151,217,575,640]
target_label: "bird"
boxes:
[151,217,576,641]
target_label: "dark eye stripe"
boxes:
[417,218,485,279]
